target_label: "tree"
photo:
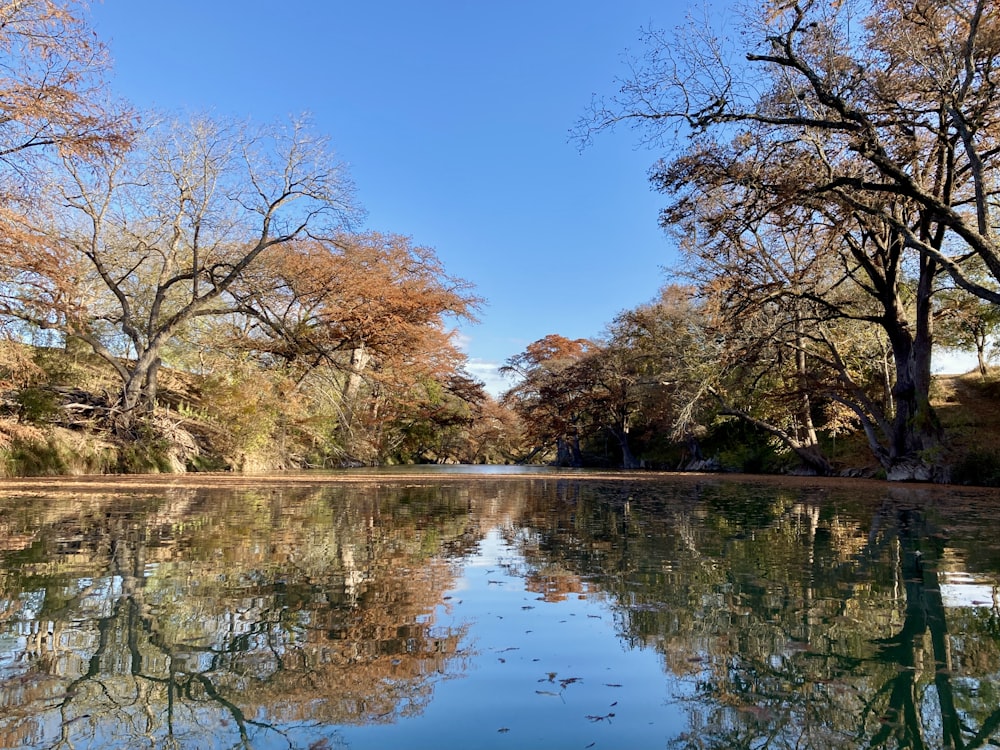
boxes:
[577,0,996,478]
[219,231,482,464]
[579,0,1000,304]
[0,115,361,432]
[609,285,723,466]
[224,232,479,388]
[0,0,132,361]
[500,291,720,470]
[501,334,593,465]
[570,341,645,468]
[583,287,719,469]
[658,134,946,477]
[461,392,524,464]
[936,282,1000,377]
[0,0,131,191]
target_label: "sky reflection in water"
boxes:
[339,527,685,750]
[1,473,999,749]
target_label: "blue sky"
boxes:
[87,1,688,395]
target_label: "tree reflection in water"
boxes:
[0,476,999,750]
[510,481,1000,750]
[0,485,477,749]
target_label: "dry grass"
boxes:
[933,369,1000,448]
[932,367,1000,485]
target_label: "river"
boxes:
[1,468,998,749]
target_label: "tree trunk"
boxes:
[882,255,942,481]
[677,431,706,470]
[607,425,640,469]
[554,435,584,467]
[144,357,161,410]
[117,347,163,434]
[340,345,370,430]
[794,321,821,449]
[555,437,573,467]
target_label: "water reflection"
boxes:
[0,476,998,749]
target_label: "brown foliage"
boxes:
[0,1,132,191]
[501,335,595,463]
[230,232,480,377]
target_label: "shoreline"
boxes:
[0,468,995,498]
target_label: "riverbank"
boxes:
[0,466,996,503]
[0,343,997,485]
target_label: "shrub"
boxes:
[951,449,1000,487]
[14,388,60,423]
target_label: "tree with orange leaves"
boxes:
[216,231,481,463]
[501,334,593,466]
[0,1,131,183]
[225,232,479,387]
[0,0,131,399]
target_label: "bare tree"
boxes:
[578,0,1000,301]
[3,114,360,431]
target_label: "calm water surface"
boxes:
[1,470,999,749]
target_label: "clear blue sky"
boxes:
[88,2,690,395]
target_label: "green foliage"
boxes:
[184,451,230,473]
[14,388,60,423]
[3,435,67,476]
[632,429,688,469]
[116,426,175,473]
[935,277,1000,375]
[31,347,89,388]
[716,442,781,474]
[195,369,287,470]
[950,449,1000,487]
[1,429,118,477]
[707,421,792,474]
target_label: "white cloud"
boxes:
[465,359,514,399]
[451,329,473,351]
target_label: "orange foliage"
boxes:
[231,232,480,375]
[523,334,591,368]
[0,1,132,173]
